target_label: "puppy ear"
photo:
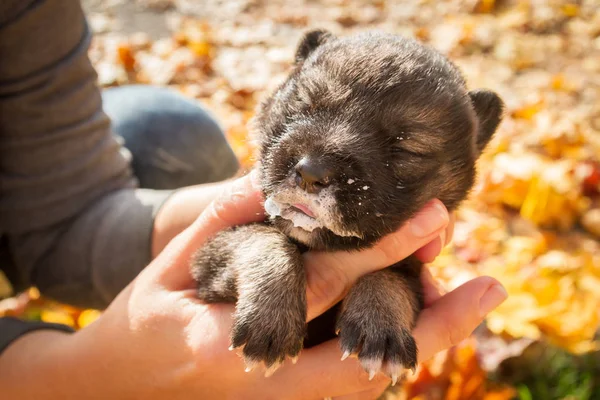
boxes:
[469,89,504,153]
[295,29,335,63]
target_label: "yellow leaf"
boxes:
[41,310,75,328]
[189,41,213,58]
[561,3,579,17]
[511,100,544,120]
[78,309,102,329]
[0,271,13,299]
[28,287,40,300]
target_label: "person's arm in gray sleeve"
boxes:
[0,0,171,312]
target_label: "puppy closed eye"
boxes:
[391,157,440,184]
[387,127,447,158]
[391,145,439,159]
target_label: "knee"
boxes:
[102,85,239,188]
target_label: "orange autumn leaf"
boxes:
[226,124,257,168]
[117,43,136,71]
[474,0,497,14]
[392,341,516,400]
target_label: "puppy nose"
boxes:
[295,157,333,194]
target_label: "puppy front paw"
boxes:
[336,266,423,385]
[231,293,306,376]
[337,312,417,385]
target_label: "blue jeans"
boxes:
[102,85,239,189]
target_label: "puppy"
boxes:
[192,29,503,383]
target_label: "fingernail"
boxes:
[228,184,246,202]
[439,231,446,250]
[431,274,447,296]
[410,201,449,237]
[445,218,455,245]
[479,284,508,317]
[229,173,257,202]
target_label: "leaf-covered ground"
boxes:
[2,0,600,398]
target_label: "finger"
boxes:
[413,276,508,362]
[305,200,449,321]
[148,171,265,288]
[280,339,389,399]
[414,212,455,263]
[421,265,444,306]
[413,236,442,263]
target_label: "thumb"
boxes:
[413,276,508,362]
[147,171,265,289]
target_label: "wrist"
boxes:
[0,328,88,398]
[0,314,147,399]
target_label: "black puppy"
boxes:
[192,29,503,383]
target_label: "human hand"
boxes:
[1,173,505,400]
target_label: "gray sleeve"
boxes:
[0,317,75,355]
[0,0,173,310]
[7,188,172,309]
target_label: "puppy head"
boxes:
[254,30,503,250]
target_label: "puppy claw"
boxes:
[340,350,351,361]
[244,359,259,373]
[368,369,376,381]
[391,372,399,386]
[335,329,340,335]
[383,361,408,386]
[264,361,282,378]
[229,342,245,353]
[360,357,383,378]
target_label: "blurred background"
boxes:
[2,0,600,398]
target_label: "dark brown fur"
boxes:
[191,29,503,379]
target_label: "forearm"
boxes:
[1,281,179,400]
[0,330,89,399]
[0,325,146,399]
